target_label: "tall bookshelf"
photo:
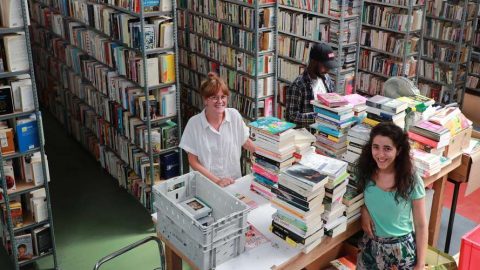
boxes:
[177,0,277,124]
[28,0,183,211]
[276,0,361,118]
[466,1,480,96]
[418,0,477,104]
[355,0,425,97]
[0,0,58,269]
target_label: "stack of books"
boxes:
[249,117,297,200]
[411,149,450,177]
[270,163,328,253]
[408,120,451,156]
[344,93,367,121]
[397,94,436,118]
[363,95,408,129]
[299,152,349,238]
[292,128,316,160]
[310,93,357,159]
[342,184,364,225]
[342,123,371,169]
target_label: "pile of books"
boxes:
[270,163,328,253]
[249,117,297,199]
[411,149,451,177]
[397,94,436,118]
[364,95,408,129]
[408,120,451,156]
[299,152,350,238]
[310,93,357,159]
[342,123,371,170]
[342,184,364,225]
[344,93,367,121]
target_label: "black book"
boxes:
[0,86,14,115]
[32,225,52,256]
[273,189,310,212]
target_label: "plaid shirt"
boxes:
[285,72,335,128]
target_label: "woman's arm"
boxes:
[242,138,256,153]
[187,152,234,187]
[361,205,375,238]
[412,197,427,270]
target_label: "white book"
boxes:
[10,77,31,111]
[19,85,34,112]
[0,0,29,28]
[3,34,29,72]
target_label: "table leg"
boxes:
[444,179,461,253]
[429,175,447,246]
[165,244,182,270]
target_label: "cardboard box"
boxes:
[448,130,480,196]
[426,246,458,270]
[445,127,472,159]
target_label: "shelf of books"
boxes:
[177,0,277,124]
[355,0,425,97]
[277,0,361,118]
[466,2,480,95]
[418,0,477,104]
[0,0,58,269]
[28,0,182,212]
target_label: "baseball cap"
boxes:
[309,43,339,69]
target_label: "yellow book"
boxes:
[159,53,175,83]
[363,117,380,127]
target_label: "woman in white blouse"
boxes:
[179,72,255,187]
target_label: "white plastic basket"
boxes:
[153,171,250,269]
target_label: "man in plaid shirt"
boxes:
[286,43,338,128]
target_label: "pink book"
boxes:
[251,163,278,183]
[414,120,448,134]
[317,93,348,107]
[344,94,367,106]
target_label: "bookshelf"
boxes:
[418,0,477,104]
[355,0,426,97]
[28,0,183,212]
[177,0,277,124]
[276,0,361,118]
[466,1,480,96]
[0,0,58,269]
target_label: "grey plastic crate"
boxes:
[155,202,248,270]
[153,172,250,269]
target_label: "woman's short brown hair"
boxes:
[200,72,230,99]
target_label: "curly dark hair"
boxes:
[354,122,415,202]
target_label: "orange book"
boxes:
[0,127,15,154]
[159,53,175,83]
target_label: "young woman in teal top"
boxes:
[355,122,427,270]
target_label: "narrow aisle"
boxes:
[0,111,161,270]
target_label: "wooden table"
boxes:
[155,157,462,270]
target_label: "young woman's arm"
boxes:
[187,153,234,187]
[242,138,256,153]
[412,197,427,270]
[361,205,375,238]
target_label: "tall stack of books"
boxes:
[397,94,436,120]
[299,152,349,238]
[249,117,296,199]
[363,95,408,129]
[270,163,328,253]
[408,120,451,156]
[310,93,357,159]
[342,123,371,170]
[411,149,449,178]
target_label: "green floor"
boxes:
[0,112,161,270]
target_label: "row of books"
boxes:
[359,51,417,77]
[424,19,473,43]
[2,188,48,228]
[356,71,385,96]
[418,83,443,102]
[56,0,174,50]
[362,5,423,32]
[418,59,465,85]
[0,115,41,156]
[423,41,469,63]
[0,34,29,73]
[360,29,420,55]
[180,0,274,29]
[278,0,360,18]
[427,0,476,20]
[0,76,34,115]
[183,13,274,52]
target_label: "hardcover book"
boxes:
[249,117,296,135]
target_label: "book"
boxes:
[281,164,329,191]
[365,95,390,109]
[245,223,270,250]
[32,225,52,256]
[0,86,14,115]
[234,193,258,210]
[0,126,15,154]
[299,152,348,179]
[318,93,349,107]
[0,0,28,27]
[2,34,29,72]
[159,53,175,83]
[16,116,40,153]
[249,117,296,135]
[327,256,356,270]
[180,197,211,220]
[14,234,33,261]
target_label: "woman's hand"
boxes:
[215,177,235,187]
[361,206,375,238]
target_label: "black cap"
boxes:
[309,43,339,69]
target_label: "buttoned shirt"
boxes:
[179,108,249,180]
[285,72,335,128]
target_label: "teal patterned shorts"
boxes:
[357,232,417,270]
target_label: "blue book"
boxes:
[16,119,40,153]
[249,117,295,135]
[160,151,179,179]
[253,173,276,187]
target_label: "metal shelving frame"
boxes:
[0,0,59,269]
[275,0,362,108]
[28,0,183,212]
[177,0,277,121]
[464,0,480,102]
[419,0,477,105]
[354,0,426,96]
